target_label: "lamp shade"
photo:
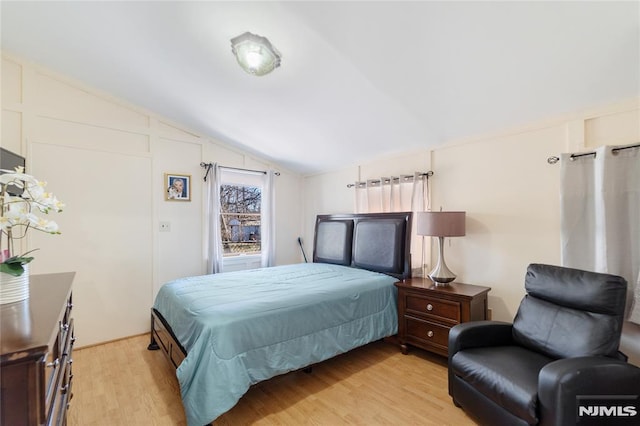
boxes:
[417,211,466,237]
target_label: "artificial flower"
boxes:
[0,166,63,276]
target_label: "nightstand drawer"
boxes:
[405,293,461,324]
[404,316,450,354]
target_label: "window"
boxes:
[207,165,274,274]
[219,184,262,256]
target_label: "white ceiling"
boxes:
[2,1,639,174]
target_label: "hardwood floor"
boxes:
[68,334,477,425]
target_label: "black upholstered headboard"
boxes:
[312,212,412,280]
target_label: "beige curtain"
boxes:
[355,173,429,213]
[354,172,431,273]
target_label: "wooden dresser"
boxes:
[1,272,75,426]
[395,277,490,357]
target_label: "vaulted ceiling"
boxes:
[2,1,639,174]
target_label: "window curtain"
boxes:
[354,172,430,272]
[409,173,430,275]
[354,181,368,213]
[354,173,428,213]
[560,145,640,323]
[261,170,276,268]
[205,163,223,274]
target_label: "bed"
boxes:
[148,212,412,425]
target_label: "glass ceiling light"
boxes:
[231,32,281,76]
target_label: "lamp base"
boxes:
[428,274,456,286]
[428,236,457,286]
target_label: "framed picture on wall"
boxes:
[165,173,191,201]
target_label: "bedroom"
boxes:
[1,1,639,425]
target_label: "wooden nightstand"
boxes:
[395,277,491,357]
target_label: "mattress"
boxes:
[152,262,399,425]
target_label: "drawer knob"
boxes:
[427,330,434,338]
[426,303,434,311]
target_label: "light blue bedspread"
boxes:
[153,262,398,425]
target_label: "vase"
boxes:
[0,264,30,305]
[1,297,33,343]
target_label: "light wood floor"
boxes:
[68,334,477,425]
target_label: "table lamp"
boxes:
[417,211,466,285]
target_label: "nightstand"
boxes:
[395,277,491,357]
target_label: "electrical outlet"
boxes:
[159,221,171,232]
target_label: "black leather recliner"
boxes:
[448,264,640,426]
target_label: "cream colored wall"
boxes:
[434,100,640,321]
[302,166,357,257]
[3,50,637,346]
[303,99,640,322]
[1,53,303,347]
[431,126,564,320]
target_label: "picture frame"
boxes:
[165,173,191,201]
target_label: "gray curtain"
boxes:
[560,144,640,323]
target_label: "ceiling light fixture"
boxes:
[231,32,281,76]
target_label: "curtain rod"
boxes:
[200,162,280,181]
[347,171,434,188]
[547,143,640,164]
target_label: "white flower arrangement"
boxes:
[0,166,64,276]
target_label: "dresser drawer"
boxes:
[47,319,74,426]
[62,296,73,329]
[404,316,450,355]
[45,321,73,423]
[405,293,461,325]
[43,350,62,423]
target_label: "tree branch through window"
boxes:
[220,185,262,256]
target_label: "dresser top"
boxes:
[1,272,75,360]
